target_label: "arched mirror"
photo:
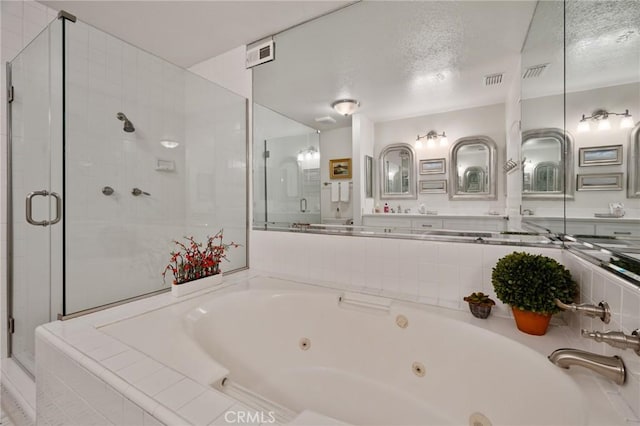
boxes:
[521,128,574,199]
[449,136,497,200]
[380,143,417,199]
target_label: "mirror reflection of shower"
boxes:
[116,112,135,133]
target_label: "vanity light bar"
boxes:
[416,130,448,148]
[577,109,634,132]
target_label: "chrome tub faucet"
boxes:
[581,329,640,355]
[548,348,626,385]
[554,298,611,323]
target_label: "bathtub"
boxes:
[99,276,590,426]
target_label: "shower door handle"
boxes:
[300,198,307,213]
[26,190,50,226]
[50,192,62,225]
[26,191,62,227]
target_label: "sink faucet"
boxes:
[521,208,534,216]
[548,348,626,385]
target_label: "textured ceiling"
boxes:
[522,0,640,99]
[38,0,352,67]
[253,1,537,130]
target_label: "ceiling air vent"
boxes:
[484,73,503,86]
[315,116,336,124]
[522,63,549,79]
[246,39,274,69]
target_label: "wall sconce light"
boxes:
[577,109,634,132]
[416,130,448,148]
[331,99,360,116]
[297,147,320,162]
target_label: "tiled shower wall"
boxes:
[64,19,189,312]
[251,230,640,419]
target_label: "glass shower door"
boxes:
[8,21,63,374]
[265,133,321,225]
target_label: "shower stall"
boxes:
[6,13,248,376]
[253,103,321,227]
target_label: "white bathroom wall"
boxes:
[188,45,251,100]
[505,58,523,221]
[374,103,506,215]
[1,0,58,362]
[522,82,640,218]
[320,127,352,222]
[352,113,375,224]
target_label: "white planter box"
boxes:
[171,273,223,297]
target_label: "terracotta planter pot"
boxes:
[511,307,552,335]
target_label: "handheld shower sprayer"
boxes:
[116,112,135,133]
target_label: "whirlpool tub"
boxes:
[100,275,591,425]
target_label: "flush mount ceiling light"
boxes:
[416,130,448,149]
[331,99,360,116]
[577,109,634,133]
[160,140,180,149]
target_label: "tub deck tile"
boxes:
[178,390,235,426]
[154,378,207,412]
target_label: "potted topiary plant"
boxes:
[463,292,496,319]
[492,251,577,335]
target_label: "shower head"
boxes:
[116,112,135,133]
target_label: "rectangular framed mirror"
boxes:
[419,158,446,175]
[577,173,623,191]
[578,145,623,167]
[420,180,447,194]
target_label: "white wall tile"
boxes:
[100,384,124,424]
[622,288,640,334]
[592,272,606,303]
[604,280,623,327]
[123,397,145,425]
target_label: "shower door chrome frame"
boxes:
[6,61,15,359]
[5,13,70,371]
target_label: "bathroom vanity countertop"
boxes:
[523,215,640,223]
[36,269,631,426]
[362,213,508,219]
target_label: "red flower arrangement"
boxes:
[162,229,240,285]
